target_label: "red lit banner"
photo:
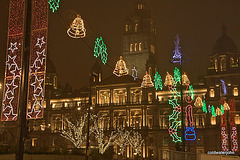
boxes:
[26,0,48,119]
[1,0,25,121]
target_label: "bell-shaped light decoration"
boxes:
[182,72,190,85]
[67,14,86,38]
[216,107,222,116]
[194,96,203,107]
[164,72,175,86]
[223,101,230,111]
[113,56,128,77]
[141,71,154,88]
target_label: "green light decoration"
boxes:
[189,85,194,100]
[221,104,224,115]
[154,72,163,90]
[168,121,182,143]
[94,37,108,65]
[174,67,181,84]
[202,100,207,113]
[211,105,216,117]
[48,0,60,13]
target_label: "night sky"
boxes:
[1,0,240,89]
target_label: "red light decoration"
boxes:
[26,0,48,119]
[1,0,25,121]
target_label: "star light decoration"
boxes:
[67,14,86,39]
[113,56,128,77]
[8,42,18,53]
[141,71,154,88]
[27,0,48,119]
[154,71,163,90]
[48,0,60,13]
[94,37,108,65]
[132,67,138,80]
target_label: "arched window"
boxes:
[139,42,142,51]
[220,57,226,71]
[130,44,133,52]
[215,59,218,72]
[233,87,238,96]
[135,43,138,51]
[209,88,215,98]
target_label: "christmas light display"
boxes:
[216,107,222,116]
[220,79,227,96]
[113,56,128,77]
[223,101,230,110]
[61,115,87,148]
[228,99,238,151]
[173,67,181,84]
[114,127,130,155]
[164,72,175,86]
[194,96,203,107]
[67,14,86,39]
[211,105,216,117]
[202,100,207,113]
[154,72,163,90]
[27,0,48,119]
[1,0,25,121]
[90,115,117,154]
[132,67,138,80]
[208,105,211,113]
[94,37,108,65]
[221,105,224,115]
[168,76,182,143]
[141,71,154,88]
[171,34,182,64]
[128,131,144,155]
[182,72,190,86]
[48,0,60,13]
[185,84,196,141]
[221,126,228,151]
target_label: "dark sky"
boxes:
[1,0,240,89]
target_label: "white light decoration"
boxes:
[90,114,117,154]
[164,72,175,86]
[182,72,190,85]
[141,71,154,88]
[113,56,128,77]
[216,107,222,116]
[36,49,46,65]
[194,96,203,107]
[67,14,86,39]
[35,37,45,48]
[128,131,144,155]
[6,55,17,70]
[132,67,138,80]
[61,115,87,148]
[223,101,230,111]
[114,127,130,155]
[8,42,18,53]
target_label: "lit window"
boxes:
[151,45,155,54]
[211,116,216,125]
[130,44,133,52]
[215,59,218,72]
[32,138,37,147]
[139,42,142,51]
[135,43,138,51]
[135,24,138,32]
[220,57,226,71]
[209,88,215,98]
[125,24,128,32]
[233,87,238,96]
[99,73,101,82]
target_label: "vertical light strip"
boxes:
[26,0,48,119]
[1,0,25,121]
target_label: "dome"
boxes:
[213,25,237,54]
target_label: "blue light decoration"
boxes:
[132,67,137,80]
[184,85,196,141]
[171,34,182,64]
[94,37,108,65]
[48,0,60,13]
[220,79,227,96]
[185,127,196,141]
